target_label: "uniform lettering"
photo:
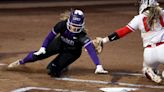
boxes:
[61,36,75,46]
[73,17,81,21]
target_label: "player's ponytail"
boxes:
[60,10,71,20]
[147,6,162,28]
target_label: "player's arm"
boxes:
[34,21,65,56]
[42,21,65,48]
[102,26,134,44]
[84,39,101,65]
[102,15,140,44]
[41,28,57,48]
[80,36,108,74]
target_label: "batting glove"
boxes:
[34,47,46,56]
[95,65,108,74]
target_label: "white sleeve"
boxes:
[162,10,164,15]
[162,10,164,13]
[127,15,140,31]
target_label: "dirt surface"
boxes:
[0,1,164,92]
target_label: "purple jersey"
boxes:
[41,20,100,65]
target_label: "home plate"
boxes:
[99,87,139,92]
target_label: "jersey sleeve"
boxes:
[52,20,66,34]
[106,15,140,42]
[42,21,66,48]
[42,31,56,48]
[127,15,140,31]
[84,42,101,65]
[79,34,101,66]
[162,10,164,14]
[161,10,164,18]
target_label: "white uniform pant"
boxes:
[143,44,164,69]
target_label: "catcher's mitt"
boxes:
[92,37,103,54]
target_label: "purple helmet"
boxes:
[67,9,85,33]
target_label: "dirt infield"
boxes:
[0,1,164,92]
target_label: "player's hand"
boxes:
[102,37,109,44]
[92,37,104,54]
[95,65,108,74]
[34,47,46,56]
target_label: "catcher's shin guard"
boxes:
[142,67,162,83]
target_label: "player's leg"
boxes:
[156,44,164,78]
[8,37,62,68]
[143,47,162,83]
[47,50,82,77]
[142,64,161,83]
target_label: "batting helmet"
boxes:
[139,0,159,14]
[67,9,85,33]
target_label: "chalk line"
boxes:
[99,87,139,92]
[111,72,143,76]
[55,77,164,89]
[11,87,86,92]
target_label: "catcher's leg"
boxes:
[143,47,162,83]
[142,62,162,83]
[156,44,164,79]
[142,67,162,83]
[47,51,81,77]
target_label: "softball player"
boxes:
[99,0,164,83]
[8,9,108,77]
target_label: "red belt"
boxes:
[146,42,164,48]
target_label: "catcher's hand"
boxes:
[92,37,103,54]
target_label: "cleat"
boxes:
[143,67,162,83]
[95,70,108,74]
[8,60,22,68]
[95,65,108,74]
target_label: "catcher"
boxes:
[8,9,108,77]
[93,0,164,83]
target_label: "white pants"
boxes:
[143,44,164,69]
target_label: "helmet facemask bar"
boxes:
[67,20,84,33]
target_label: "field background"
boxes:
[0,0,164,92]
